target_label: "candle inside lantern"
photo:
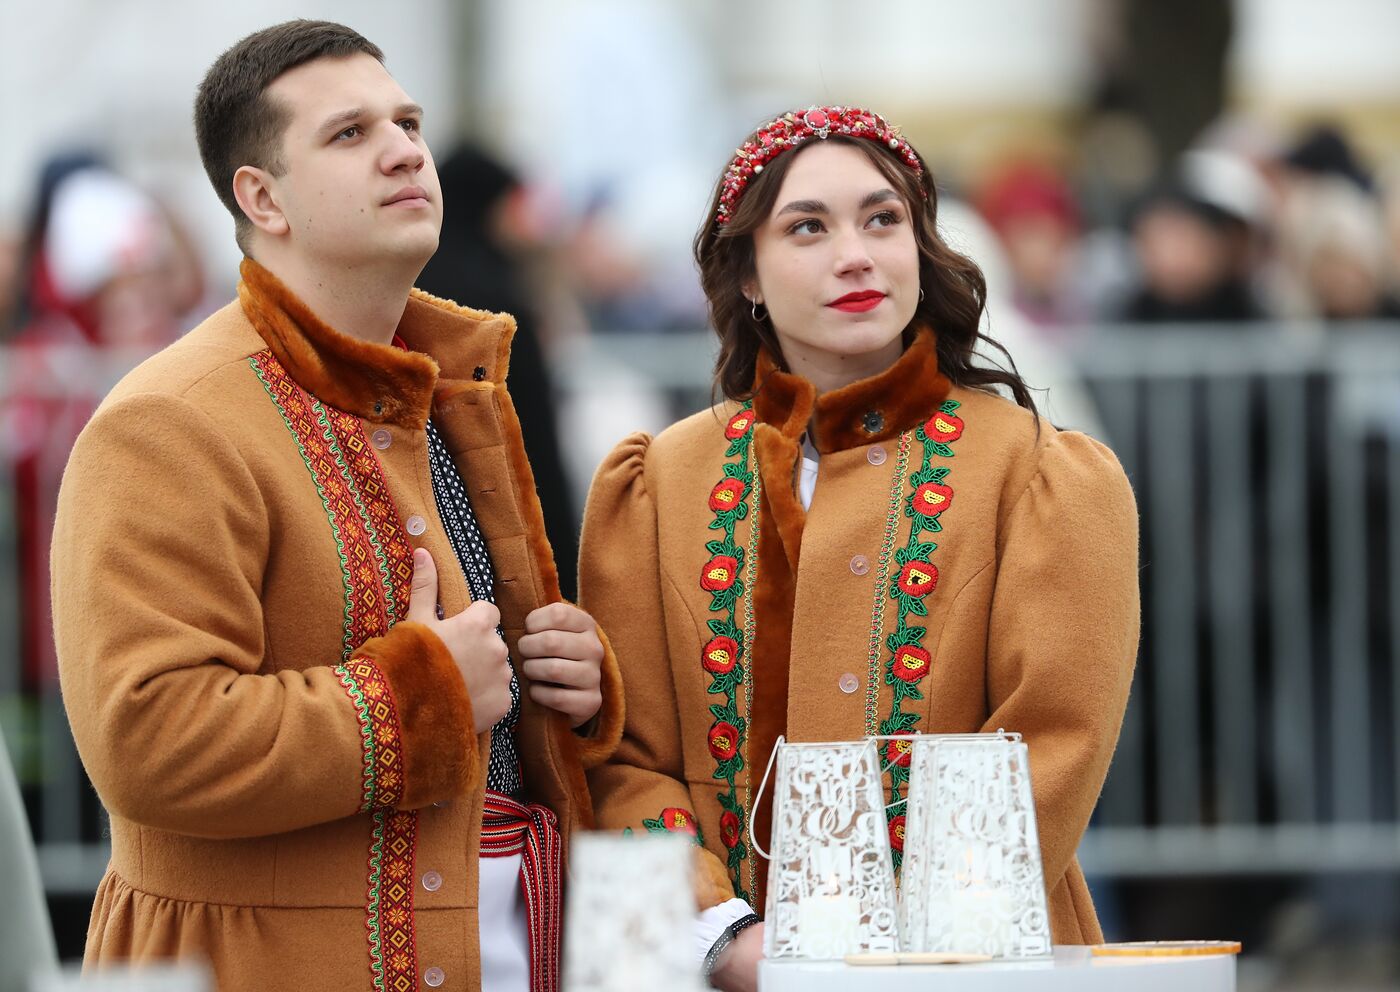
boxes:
[945,885,1016,955]
[797,892,862,959]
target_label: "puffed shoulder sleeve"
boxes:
[579,433,738,911]
[983,429,1140,887]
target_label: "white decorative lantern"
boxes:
[759,738,900,960]
[563,832,704,992]
[897,732,1052,958]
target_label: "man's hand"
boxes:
[709,922,763,992]
[518,603,604,728]
[405,548,513,734]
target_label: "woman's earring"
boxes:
[919,288,926,302]
[751,299,768,321]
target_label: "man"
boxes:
[51,20,622,992]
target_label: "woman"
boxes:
[578,107,1139,989]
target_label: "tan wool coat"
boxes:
[51,259,622,991]
[578,330,1139,943]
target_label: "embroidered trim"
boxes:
[249,349,420,989]
[249,352,357,656]
[640,806,706,846]
[367,809,418,992]
[865,430,911,736]
[739,469,762,904]
[337,658,406,811]
[877,398,963,872]
[701,404,756,903]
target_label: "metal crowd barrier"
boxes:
[4,324,1400,896]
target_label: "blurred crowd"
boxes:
[3,112,1400,694]
[966,117,1400,333]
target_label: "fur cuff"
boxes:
[351,621,480,809]
[574,623,625,768]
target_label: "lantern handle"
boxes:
[747,734,786,861]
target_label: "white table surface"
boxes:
[758,945,1236,992]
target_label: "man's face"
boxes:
[261,52,441,270]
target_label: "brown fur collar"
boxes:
[752,425,805,574]
[750,327,950,453]
[237,258,438,429]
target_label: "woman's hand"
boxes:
[709,922,764,992]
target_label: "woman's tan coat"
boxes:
[51,260,622,991]
[579,331,1138,943]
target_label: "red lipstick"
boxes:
[827,290,885,313]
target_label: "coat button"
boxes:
[472,366,487,381]
[371,428,392,450]
[867,445,887,466]
[406,515,427,536]
[850,555,870,576]
[838,673,859,694]
[422,870,443,892]
[424,966,445,987]
[861,410,884,434]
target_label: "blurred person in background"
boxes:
[1286,176,1400,322]
[415,144,580,598]
[973,160,1088,331]
[580,106,1139,992]
[1117,176,1269,324]
[938,197,1108,438]
[1273,124,1400,323]
[2,154,201,695]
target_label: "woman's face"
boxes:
[746,141,921,384]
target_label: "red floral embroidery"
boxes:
[885,734,914,769]
[709,478,746,512]
[702,401,756,904]
[925,410,964,443]
[892,645,932,683]
[912,481,953,518]
[889,814,907,852]
[895,561,938,598]
[701,555,740,592]
[661,807,699,837]
[720,811,741,849]
[702,636,740,675]
[708,721,740,761]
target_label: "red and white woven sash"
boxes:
[481,790,562,992]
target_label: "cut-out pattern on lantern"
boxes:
[897,734,1052,958]
[761,739,900,960]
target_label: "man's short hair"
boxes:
[194,20,383,253]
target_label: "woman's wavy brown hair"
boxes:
[694,125,1037,414]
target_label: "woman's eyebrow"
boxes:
[860,188,900,209]
[775,198,828,218]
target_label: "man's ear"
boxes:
[232,165,290,238]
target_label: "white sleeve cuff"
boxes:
[694,898,758,967]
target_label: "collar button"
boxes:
[861,410,884,434]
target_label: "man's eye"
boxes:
[399,119,420,133]
[336,126,361,141]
